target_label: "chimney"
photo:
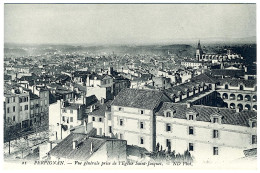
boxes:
[73,140,78,149]
[244,66,248,73]
[90,105,93,112]
[187,102,191,108]
[50,142,53,150]
[100,98,105,105]
[90,141,93,153]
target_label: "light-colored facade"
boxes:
[4,89,30,128]
[4,84,49,130]
[216,79,257,111]
[49,100,85,141]
[111,106,156,151]
[156,103,257,163]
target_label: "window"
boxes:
[189,115,194,120]
[189,143,194,151]
[67,119,69,123]
[19,98,22,103]
[120,119,123,126]
[213,147,218,155]
[7,107,10,113]
[252,135,257,144]
[108,114,111,120]
[109,126,112,133]
[225,84,228,89]
[20,106,22,111]
[166,112,171,117]
[70,110,73,114]
[45,92,48,97]
[140,110,144,114]
[213,130,219,138]
[118,107,123,111]
[13,97,15,102]
[120,134,123,139]
[25,105,28,110]
[166,123,171,132]
[166,139,171,147]
[62,116,65,122]
[99,118,102,122]
[13,116,15,122]
[140,137,144,144]
[189,126,194,135]
[70,117,73,122]
[252,122,257,128]
[213,117,219,123]
[23,97,26,102]
[7,98,10,103]
[239,85,244,91]
[92,117,95,121]
[13,106,15,112]
[63,109,67,113]
[140,122,144,129]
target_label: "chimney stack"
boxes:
[73,140,77,149]
[187,102,191,108]
[90,141,93,153]
[100,98,105,105]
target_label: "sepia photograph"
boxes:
[2,2,258,170]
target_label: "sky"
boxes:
[4,4,256,45]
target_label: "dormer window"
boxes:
[164,109,176,118]
[140,110,144,114]
[249,118,257,128]
[186,110,198,121]
[252,122,257,128]
[210,113,222,124]
[213,118,219,123]
[239,85,244,91]
[118,107,123,111]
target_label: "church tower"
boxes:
[196,40,203,61]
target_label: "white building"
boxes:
[111,88,171,151]
[156,102,257,163]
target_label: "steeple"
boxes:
[197,40,201,50]
[196,40,203,61]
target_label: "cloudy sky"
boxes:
[4,4,256,45]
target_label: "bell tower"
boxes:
[196,40,203,61]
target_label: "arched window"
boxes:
[225,84,229,89]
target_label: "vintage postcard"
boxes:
[2,2,258,170]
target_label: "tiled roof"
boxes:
[211,69,245,77]
[156,102,257,127]
[89,100,112,117]
[86,95,98,107]
[74,83,86,92]
[190,73,218,84]
[30,92,40,100]
[49,133,107,161]
[112,88,169,110]
[65,103,84,110]
[219,78,256,88]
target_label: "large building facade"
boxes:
[156,102,257,163]
[216,78,257,111]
